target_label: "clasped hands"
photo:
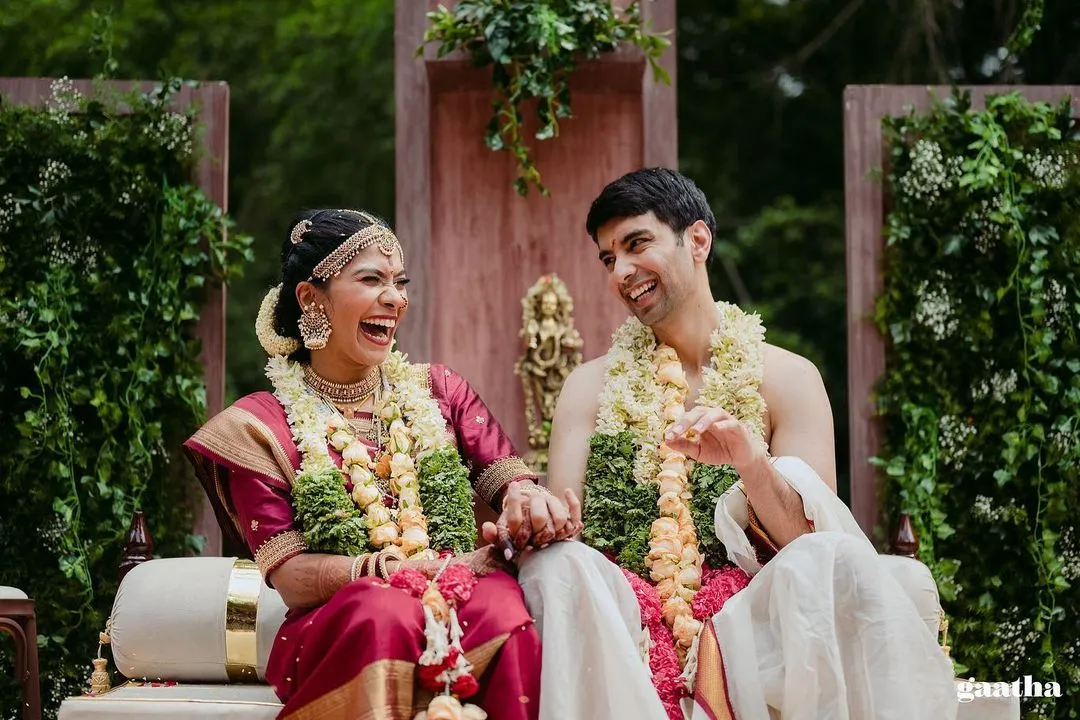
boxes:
[480,481,583,561]
[402,482,582,580]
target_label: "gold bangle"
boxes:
[349,554,366,583]
[516,480,552,497]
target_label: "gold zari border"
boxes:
[254,530,307,578]
[694,622,735,720]
[280,633,511,720]
[225,558,262,683]
[475,455,534,504]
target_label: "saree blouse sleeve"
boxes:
[428,364,539,510]
[183,391,308,581]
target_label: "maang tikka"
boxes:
[299,301,332,350]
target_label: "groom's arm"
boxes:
[545,358,607,518]
[744,345,837,546]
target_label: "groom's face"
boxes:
[595,212,692,326]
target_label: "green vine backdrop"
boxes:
[422,0,669,196]
[0,77,252,717]
[875,90,1079,718]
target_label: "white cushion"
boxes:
[109,557,287,682]
[878,554,941,640]
[59,682,281,719]
[0,586,29,600]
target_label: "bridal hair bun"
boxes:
[256,284,301,357]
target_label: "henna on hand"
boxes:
[271,554,354,609]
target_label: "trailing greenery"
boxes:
[0,77,252,717]
[875,89,1079,718]
[582,431,742,575]
[418,446,478,555]
[422,0,670,196]
[581,431,657,575]
[291,467,369,555]
[688,463,740,569]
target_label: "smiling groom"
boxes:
[544,168,959,719]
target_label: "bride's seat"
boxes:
[57,513,1015,720]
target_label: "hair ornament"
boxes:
[290,219,312,245]
[256,284,301,357]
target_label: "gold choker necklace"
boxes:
[303,365,381,405]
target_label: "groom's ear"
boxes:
[686,220,713,264]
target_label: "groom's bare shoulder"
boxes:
[558,355,608,417]
[761,343,825,390]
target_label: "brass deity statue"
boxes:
[514,275,583,472]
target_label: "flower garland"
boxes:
[266,349,476,556]
[584,301,765,717]
[390,562,487,720]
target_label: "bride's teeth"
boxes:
[364,318,396,328]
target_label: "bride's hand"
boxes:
[451,546,512,577]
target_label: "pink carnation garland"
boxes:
[622,564,751,720]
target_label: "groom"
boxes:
[540,168,959,719]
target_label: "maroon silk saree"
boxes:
[184,363,541,720]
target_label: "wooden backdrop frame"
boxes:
[0,78,230,555]
[843,84,1080,540]
[393,0,678,455]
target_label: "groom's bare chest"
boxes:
[685,371,775,448]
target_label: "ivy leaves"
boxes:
[422,0,670,196]
[876,88,1079,707]
[0,80,251,713]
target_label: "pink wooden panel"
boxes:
[0,77,230,554]
[843,85,1080,540]
[396,0,678,454]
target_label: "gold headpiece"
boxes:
[290,220,312,245]
[306,210,403,282]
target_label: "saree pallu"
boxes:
[271,571,540,720]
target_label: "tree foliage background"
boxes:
[2,1,1080,712]
[4,0,1077,501]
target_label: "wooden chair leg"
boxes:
[21,613,40,720]
[1,615,38,720]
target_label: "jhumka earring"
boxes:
[299,302,332,350]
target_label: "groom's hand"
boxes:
[481,482,583,559]
[665,407,765,471]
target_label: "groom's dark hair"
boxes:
[585,168,717,249]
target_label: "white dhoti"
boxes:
[518,456,958,720]
[690,456,959,720]
[517,540,669,720]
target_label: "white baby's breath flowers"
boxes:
[144,111,193,156]
[1024,149,1072,190]
[938,414,976,470]
[47,76,80,122]
[898,139,963,205]
[38,159,72,195]
[957,195,1006,253]
[996,606,1039,678]
[914,277,959,340]
[0,194,21,233]
[973,367,1018,403]
[1045,279,1069,329]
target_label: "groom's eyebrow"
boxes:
[598,229,652,260]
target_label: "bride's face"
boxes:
[315,243,409,368]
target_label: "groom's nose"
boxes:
[613,255,635,286]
